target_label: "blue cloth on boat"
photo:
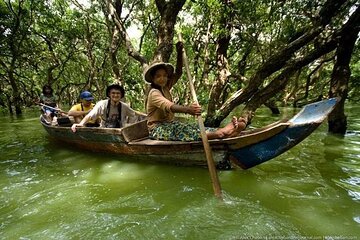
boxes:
[41,106,57,115]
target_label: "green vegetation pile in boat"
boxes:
[40,98,338,169]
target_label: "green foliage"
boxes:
[0,0,358,116]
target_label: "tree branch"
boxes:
[106,0,147,66]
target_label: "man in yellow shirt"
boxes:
[68,91,99,127]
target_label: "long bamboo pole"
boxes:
[178,33,223,200]
[36,102,67,114]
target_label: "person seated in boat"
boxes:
[67,91,100,127]
[37,85,63,123]
[71,84,137,132]
[144,61,247,141]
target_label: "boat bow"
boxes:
[229,98,339,169]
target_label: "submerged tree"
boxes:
[328,6,360,134]
[1,0,34,114]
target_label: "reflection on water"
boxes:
[0,108,359,239]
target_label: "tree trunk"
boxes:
[9,64,22,115]
[5,0,27,115]
[205,0,234,127]
[328,21,359,134]
[85,21,101,88]
[105,0,147,67]
[200,22,212,89]
[154,0,186,62]
[264,100,280,114]
[292,57,333,107]
[102,1,123,83]
[110,27,123,82]
[5,93,13,115]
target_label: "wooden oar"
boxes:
[178,32,223,200]
[36,102,68,114]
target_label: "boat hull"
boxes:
[43,126,228,167]
[229,123,320,169]
[41,98,338,169]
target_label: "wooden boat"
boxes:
[40,98,338,169]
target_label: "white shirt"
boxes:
[87,99,137,128]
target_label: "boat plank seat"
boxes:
[121,119,149,142]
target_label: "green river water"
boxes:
[0,105,359,239]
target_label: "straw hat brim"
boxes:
[144,62,175,83]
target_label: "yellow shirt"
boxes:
[70,103,96,123]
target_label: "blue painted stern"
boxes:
[229,98,338,169]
